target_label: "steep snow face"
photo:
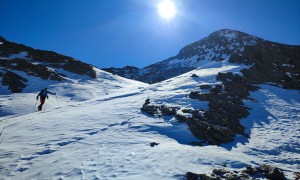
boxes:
[1,61,299,179]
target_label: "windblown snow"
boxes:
[0,63,299,179]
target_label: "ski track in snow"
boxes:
[0,66,299,179]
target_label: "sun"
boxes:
[157,0,177,20]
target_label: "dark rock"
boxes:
[186,172,219,180]
[2,71,28,93]
[212,169,230,177]
[294,172,300,180]
[149,81,250,145]
[149,142,159,147]
[190,141,204,146]
[141,104,159,116]
[175,114,189,122]
[186,172,199,180]
[189,91,210,101]
[186,78,250,145]
[185,117,221,145]
[187,165,287,180]
[160,105,179,116]
[191,74,199,78]
[102,66,141,79]
[210,85,222,94]
[230,41,300,90]
[259,165,285,180]
[0,59,64,81]
[242,166,258,175]
[144,99,151,106]
[182,109,194,113]
[141,99,179,117]
[216,72,259,99]
[199,84,212,89]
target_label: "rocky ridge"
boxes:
[103,29,300,88]
[0,36,96,93]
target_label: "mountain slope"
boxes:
[0,36,147,116]
[0,62,299,179]
[0,36,96,93]
[0,30,299,179]
[103,29,300,88]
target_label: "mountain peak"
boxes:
[213,29,251,36]
[103,29,300,87]
[207,29,260,42]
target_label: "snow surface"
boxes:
[8,51,29,60]
[0,63,299,179]
[220,31,237,39]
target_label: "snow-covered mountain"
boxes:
[0,36,97,93]
[0,36,146,116]
[0,31,299,179]
[103,29,300,88]
[1,61,299,179]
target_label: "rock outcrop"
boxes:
[141,99,179,117]
[186,165,286,180]
[141,72,260,145]
[0,36,97,92]
[2,71,28,93]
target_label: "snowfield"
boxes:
[0,65,299,179]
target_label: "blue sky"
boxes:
[0,0,299,68]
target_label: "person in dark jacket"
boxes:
[36,88,56,111]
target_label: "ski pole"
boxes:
[32,99,38,113]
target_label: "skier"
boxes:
[36,88,56,111]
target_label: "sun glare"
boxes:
[157,0,177,20]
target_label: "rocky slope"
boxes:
[0,36,96,93]
[139,29,300,146]
[103,29,300,88]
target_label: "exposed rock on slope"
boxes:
[0,36,96,92]
[141,73,259,146]
[138,29,299,145]
[2,71,28,93]
[186,164,286,180]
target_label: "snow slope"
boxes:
[0,68,146,117]
[0,61,299,179]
